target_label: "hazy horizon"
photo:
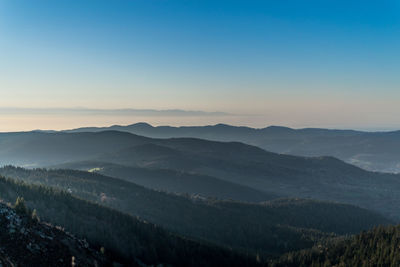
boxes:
[0,106,399,133]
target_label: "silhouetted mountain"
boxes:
[0,166,391,258]
[67,123,400,172]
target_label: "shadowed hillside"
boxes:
[55,160,280,202]
[0,201,106,266]
[0,174,259,266]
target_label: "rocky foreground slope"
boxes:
[0,201,106,266]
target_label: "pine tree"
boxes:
[31,209,40,222]
[15,196,27,216]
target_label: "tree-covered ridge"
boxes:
[0,175,258,266]
[272,225,400,267]
[217,199,393,235]
[0,166,392,258]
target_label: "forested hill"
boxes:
[0,166,392,258]
[54,160,279,202]
[66,122,400,172]
[272,224,400,267]
[0,174,258,266]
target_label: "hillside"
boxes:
[272,224,400,267]
[67,123,400,172]
[0,166,392,258]
[0,201,106,266]
[0,174,259,266]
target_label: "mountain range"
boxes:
[1,130,400,220]
[65,122,400,173]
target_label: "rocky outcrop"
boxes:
[0,202,107,266]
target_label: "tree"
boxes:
[31,209,40,222]
[15,197,28,216]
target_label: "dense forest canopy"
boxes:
[272,225,400,267]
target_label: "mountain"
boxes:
[67,123,400,173]
[0,166,392,258]
[0,131,149,167]
[0,201,106,266]
[273,224,400,267]
[2,131,400,219]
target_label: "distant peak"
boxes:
[129,122,153,128]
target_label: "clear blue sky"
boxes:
[0,0,399,130]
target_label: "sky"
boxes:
[0,0,399,131]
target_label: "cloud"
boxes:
[0,107,231,117]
